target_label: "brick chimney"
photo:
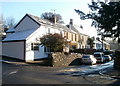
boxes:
[54,15,56,24]
[69,19,73,30]
[69,19,73,26]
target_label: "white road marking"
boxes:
[9,70,18,75]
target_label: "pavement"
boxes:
[1,56,120,80]
[1,56,49,66]
[1,57,29,66]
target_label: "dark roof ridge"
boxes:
[26,13,73,33]
[15,13,80,34]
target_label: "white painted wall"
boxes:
[25,25,61,61]
[26,46,48,61]
[49,28,61,34]
[26,25,61,45]
[2,41,25,60]
[27,26,46,41]
[15,16,40,32]
[26,26,49,61]
[25,51,34,61]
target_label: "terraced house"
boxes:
[2,14,89,62]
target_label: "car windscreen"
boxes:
[82,56,90,58]
[94,54,101,57]
[104,56,108,58]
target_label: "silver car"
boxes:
[82,55,97,65]
[104,55,112,61]
[94,52,105,63]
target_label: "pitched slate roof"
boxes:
[6,28,15,33]
[3,29,36,41]
[94,40,102,44]
[27,14,76,33]
[3,13,85,42]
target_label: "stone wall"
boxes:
[48,52,82,67]
[114,50,120,70]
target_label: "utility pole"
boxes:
[51,9,56,24]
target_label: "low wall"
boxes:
[114,50,120,70]
[48,52,82,67]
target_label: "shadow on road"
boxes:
[107,79,120,85]
[69,58,82,66]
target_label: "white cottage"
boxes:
[2,14,79,62]
[93,40,110,50]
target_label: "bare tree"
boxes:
[0,14,4,25]
[41,12,64,24]
[5,16,15,28]
[0,14,4,31]
[1,16,16,33]
[0,14,6,40]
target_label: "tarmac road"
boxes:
[2,61,120,85]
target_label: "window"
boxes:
[66,32,68,39]
[64,32,66,37]
[44,46,54,52]
[82,36,84,41]
[72,45,76,50]
[60,31,62,36]
[71,34,73,41]
[31,43,39,50]
[75,34,77,41]
[44,46,50,52]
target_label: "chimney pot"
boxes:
[70,19,73,25]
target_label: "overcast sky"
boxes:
[1,0,98,37]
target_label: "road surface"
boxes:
[2,60,120,85]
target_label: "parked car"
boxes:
[103,50,114,60]
[94,52,105,63]
[82,55,97,65]
[110,53,114,60]
[104,55,112,61]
